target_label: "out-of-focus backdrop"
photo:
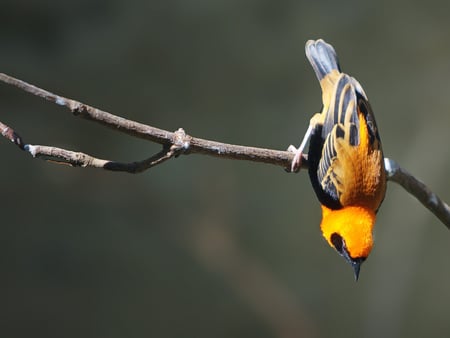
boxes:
[2,1,450,337]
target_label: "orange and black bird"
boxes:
[289,39,386,280]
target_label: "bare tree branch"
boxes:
[0,72,449,228]
[0,73,297,170]
[0,119,191,173]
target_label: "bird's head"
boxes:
[320,205,376,280]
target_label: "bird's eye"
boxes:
[330,232,344,254]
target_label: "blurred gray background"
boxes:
[1,1,450,337]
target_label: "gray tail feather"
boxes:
[305,39,341,81]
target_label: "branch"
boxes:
[0,72,449,229]
[0,118,192,173]
[0,73,296,171]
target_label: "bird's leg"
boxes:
[287,124,313,172]
[288,113,323,172]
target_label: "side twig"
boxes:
[0,72,449,228]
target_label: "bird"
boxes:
[288,39,386,280]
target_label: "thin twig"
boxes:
[25,144,178,173]
[0,72,449,228]
[0,120,191,173]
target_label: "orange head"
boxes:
[320,205,376,280]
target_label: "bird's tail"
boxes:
[305,39,341,81]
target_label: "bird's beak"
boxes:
[351,260,362,281]
[341,246,365,281]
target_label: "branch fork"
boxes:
[0,72,449,229]
[170,127,191,156]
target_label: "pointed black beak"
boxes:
[352,260,362,281]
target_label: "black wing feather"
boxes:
[308,75,361,209]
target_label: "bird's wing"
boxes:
[316,74,361,202]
